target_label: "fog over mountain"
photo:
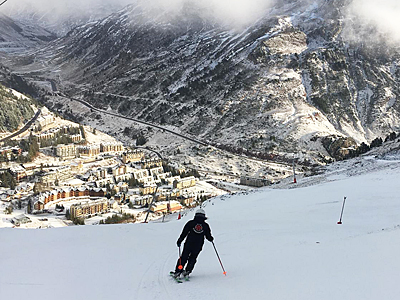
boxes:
[345,0,400,45]
[1,0,133,35]
[3,0,400,44]
[2,0,276,31]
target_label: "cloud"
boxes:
[2,0,133,19]
[2,0,275,29]
[345,0,400,44]
[184,0,275,27]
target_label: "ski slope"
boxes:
[1,157,400,300]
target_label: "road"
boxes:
[64,94,208,146]
[61,93,293,169]
[0,109,41,143]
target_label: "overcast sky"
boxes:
[2,0,275,28]
[2,0,400,43]
[346,0,400,44]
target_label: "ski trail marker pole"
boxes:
[337,196,347,224]
[212,241,227,276]
[178,246,183,271]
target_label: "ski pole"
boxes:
[337,196,347,224]
[178,246,183,271]
[212,241,227,276]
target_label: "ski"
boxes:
[169,271,183,283]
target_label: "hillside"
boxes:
[0,84,35,132]
[1,0,133,36]
[0,13,56,52]
[1,152,400,300]
[5,0,400,164]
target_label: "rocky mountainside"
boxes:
[2,1,132,37]
[0,13,56,52]
[4,0,400,162]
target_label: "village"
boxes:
[0,105,230,228]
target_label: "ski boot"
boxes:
[182,270,190,280]
[171,271,182,279]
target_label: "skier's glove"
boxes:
[177,242,181,247]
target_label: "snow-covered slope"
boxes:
[0,13,56,52]
[2,1,133,36]
[2,155,400,300]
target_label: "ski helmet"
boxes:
[195,208,206,218]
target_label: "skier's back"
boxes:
[173,208,213,277]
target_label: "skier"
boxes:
[173,208,214,278]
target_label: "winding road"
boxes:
[0,108,41,143]
[60,92,293,169]
[65,94,208,147]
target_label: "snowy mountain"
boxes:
[0,13,56,52]
[3,0,400,164]
[1,0,134,36]
[1,151,400,300]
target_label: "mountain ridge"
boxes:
[3,0,400,163]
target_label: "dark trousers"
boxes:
[175,244,202,273]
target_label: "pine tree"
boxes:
[370,137,383,148]
[79,125,86,140]
[5,205,13,214]
[27,199,32,214]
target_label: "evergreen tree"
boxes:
[357,142,370,155]
[0,172,16,189]
[79,125,86,140]
[4,205,13,214]
[136,134,147,146]
[370,137,383,148]
[27,199,32,214]
[385,132,397,142]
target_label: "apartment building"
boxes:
[77,144,100,157]
[132,169,150,180]
[35,186,106,207]
[240,176,269,187]
[131,195,153,206]
[140,158,163,169]
[173,176,197,189]
[112,164,127,176]
[150,200,182,213]
[122,150,145,163]
[139,184,157,195]
[56,144,76,158]
[34,113,55,128]
[70,199,108,219]
[9,165,27,181]
[100,142,124,154]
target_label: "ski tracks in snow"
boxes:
[134,249,177,300]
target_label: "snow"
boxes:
[9,88,30,100]
[1,155,400,299]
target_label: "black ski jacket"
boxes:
[177,216,213,249]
